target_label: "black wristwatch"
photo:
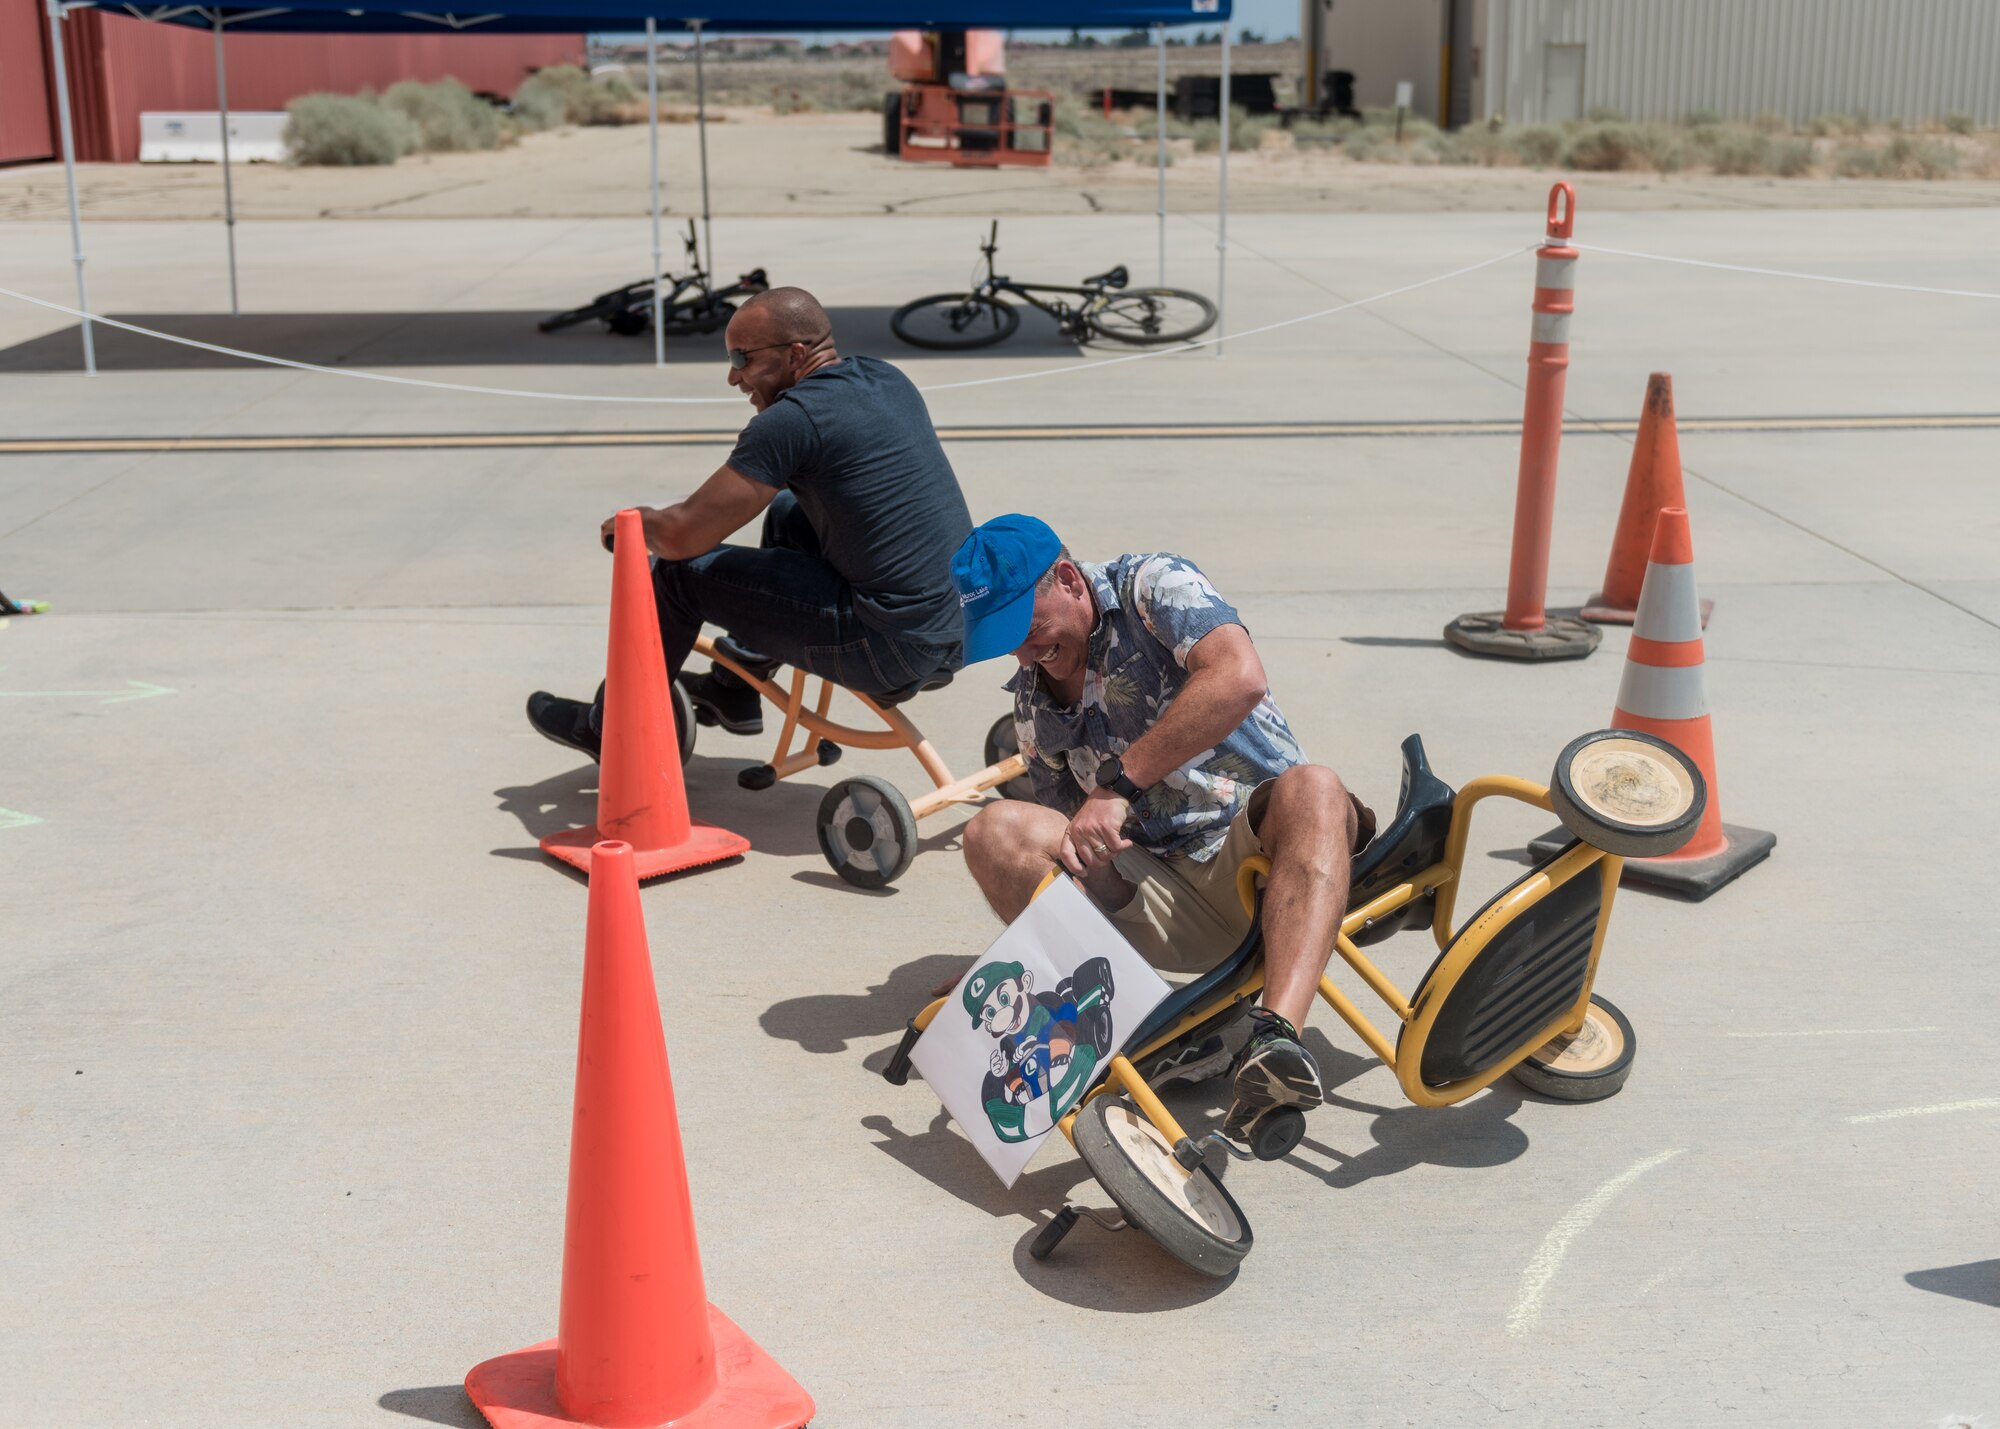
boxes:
[1094,755,1145,802]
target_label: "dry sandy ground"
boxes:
[6,109,2000,224]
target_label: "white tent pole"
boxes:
[211,8,239,314]
[1215,23,1230,358]
[44,0,95,374]
[692,19,713,279]
[646,17,665,366]
[1155,22,1166,285]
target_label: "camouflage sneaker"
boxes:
[1222,1009,1323,1140]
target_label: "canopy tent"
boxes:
[43,0,1235,374]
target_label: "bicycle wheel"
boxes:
[891,293,1020,350]
[537,300,615,333]
[1088,287,1217,345]
[662,296,737,337]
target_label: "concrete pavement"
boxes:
[2,205,1997,1428]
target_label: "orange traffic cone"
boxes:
[542,509,749,881]
[466,839,814,1429]
[1582,374,1712,628]
[1533,506,1772,898]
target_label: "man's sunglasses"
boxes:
[727,332,829,370]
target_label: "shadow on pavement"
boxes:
[378,1384,483,1427]
[762,953,969,1053]
[1906,1260,2000,1308]
[0,304,1084,373]
[1009,1216,1237,1311]
[1290,1080,1528,1189]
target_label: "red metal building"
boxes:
[1,0,583,165]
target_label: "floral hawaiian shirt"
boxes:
[1003,553,1307,863]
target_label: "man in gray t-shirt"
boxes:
[527,287,972,756]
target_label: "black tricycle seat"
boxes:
[1122,734,1456,1059]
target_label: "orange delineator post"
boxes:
[1583,372,1712,627]
[1444,183,1600,661]
[1505,183,1579,631]
[465,839,814,1429]
[541,509,749,881]
[1529,506,1772,898]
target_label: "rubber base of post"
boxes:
[540,822,749,880]
[1527,822,1776,901]
[1580,595,1714,627]
[465,1309,814,1428]
[1443,610,1602,661]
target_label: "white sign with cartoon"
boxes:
[910,875,1173,1187]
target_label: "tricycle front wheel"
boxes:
[1071,1096,1251,1277]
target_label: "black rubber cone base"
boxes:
[1527,823,1776,901]
[1444,610,1601,661]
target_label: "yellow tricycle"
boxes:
[882,728,1706,1275]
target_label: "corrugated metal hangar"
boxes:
[1300,0,2000,128]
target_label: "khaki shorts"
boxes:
[1108,784,1274,976]
[1107,780,1375,976]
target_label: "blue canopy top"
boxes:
[109,0,1227,34]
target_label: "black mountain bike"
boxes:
[891,221,1216,350]
[539,221,768,338]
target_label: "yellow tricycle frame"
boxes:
[695,633,1027,819]
[897,773,1625,1158]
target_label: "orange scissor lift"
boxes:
[886,29,1053,168]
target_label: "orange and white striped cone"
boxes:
[1530,505,1773,899]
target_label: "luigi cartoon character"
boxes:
[964,956,1117,1143]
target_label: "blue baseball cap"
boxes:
[952,514,1063,664]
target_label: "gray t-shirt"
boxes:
[727,355,972,650]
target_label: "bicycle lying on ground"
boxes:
[538,221,768,338]
[891,221,1216,350]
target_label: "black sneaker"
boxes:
[526,690,601,763]
[680,669,763,735]
[1151,1034,1233,1088]
[1222,1009,1323,1140]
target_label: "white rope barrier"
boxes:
[1568,241,2000,301]
[3,236,1992,409]
[0,248,1531,406]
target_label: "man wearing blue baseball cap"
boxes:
[951,515,1375,1145]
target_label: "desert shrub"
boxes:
[1434,124,1514,166]
[1749,110,1789,133]
[514,66,637,128]
[1051,94,1131,165]
[383,78,502,152]
[770,69,883,113]
[1694,122,1776,174]
[1809,110,1871,138]
[1341,127,1394,162]
[1684,107,1722,127]
[283,92,415,165]
[1563,120,1682,172]
[1769,136,1816,176]
[1585,105,1625,122]
[1511,123,1566,166]
[1884,133,1961,177]
[1836,135,1960,179]
[1833,141,1885,177]
[511,81,566,131]
[1943,112,1975,135]
[1190,106,1276,153]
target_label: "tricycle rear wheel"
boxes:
[1510,994,1636,1102]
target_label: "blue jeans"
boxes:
[594,492,959,727]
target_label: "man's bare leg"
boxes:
[962,800,1136,921]
[1223,764,1358,1138]
[1252,764,1358,1029]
